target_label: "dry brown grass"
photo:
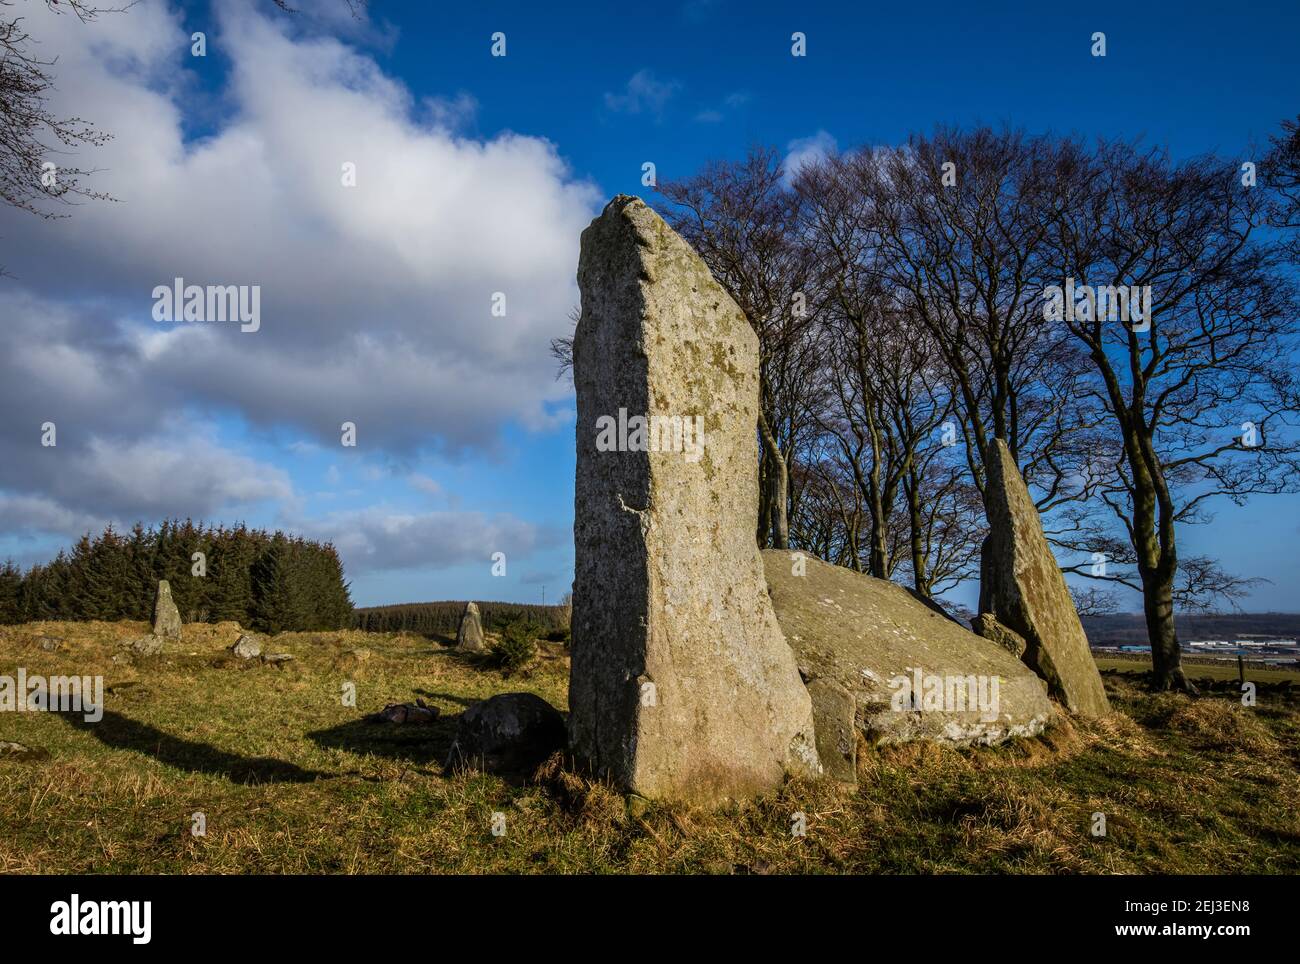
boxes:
[1,621,1297,873]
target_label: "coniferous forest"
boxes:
[0,520,353,633]
[353,600,568,638]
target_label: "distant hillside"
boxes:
[353,600,567,637]
[1082,612,1300,647]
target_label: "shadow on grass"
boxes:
[306,713,460,768]
[57,710,331,784]
[411,689,478,709]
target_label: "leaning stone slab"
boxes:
[456,601,486,653]
[763,550,1056,747]
[568,195,820,805]
[152,579,182,639]
[979,439,1110,716]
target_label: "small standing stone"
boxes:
[456,601,486,653]
[152,579,183,639]
[805,677,858,787]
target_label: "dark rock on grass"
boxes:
[0,741,50,762]
[445,692,566,776]
[365,700,440,725]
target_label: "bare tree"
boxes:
[1048,141,1300,691]
[658,147,822,550]
[0,0,120,273]
[848,129,1098,499]
[1263,114,1300,261]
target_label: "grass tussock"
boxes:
[1,620,1297,874]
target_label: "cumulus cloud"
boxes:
[0,0,595,552]
[294,508,563,573]
[0,0,598,452]
[782,130,838,187]
[0,496,105,544]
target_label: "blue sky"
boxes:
[0,0,1297,611]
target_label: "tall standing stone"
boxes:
[456,601,486,653]
[977,439,1109,716]
[569,195,820,805]
[152,579,182,639]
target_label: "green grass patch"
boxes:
[1,621,1297,873]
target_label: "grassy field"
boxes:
[2,620,1298,874]
[1094,656,1298,684]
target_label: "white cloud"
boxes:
[0,1,598,551]
[0,0,599,457]
[603,69,682,118]
[295,507,562,573]
[408,474,443,496]
[783,130,838,187]
[0,495,105,542]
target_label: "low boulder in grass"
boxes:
[128,634,165,656]
[36,635,64,653]
[445,692,566,776]
[365,699,440,725]
[0,740,50,762]
[230,634,263,660]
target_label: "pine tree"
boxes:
[0,560,22,624]
[124,522,156,621]
[250,536,294,634]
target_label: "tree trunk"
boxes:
[1141,564,1196,693]
[757,411,789,549]
[756,445,774,548]
[1128,426,1197,695]
[905,468,929,596]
